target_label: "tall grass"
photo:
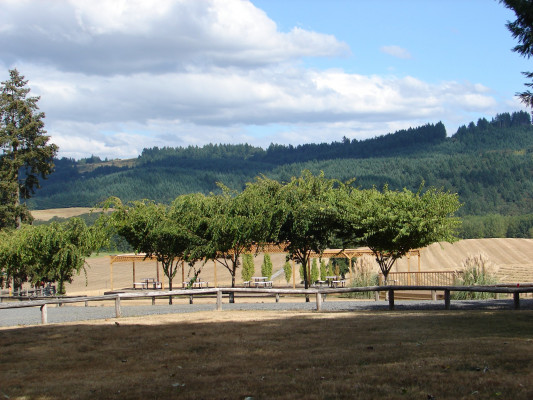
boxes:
[452,253,499,300]
[346,255,379,299]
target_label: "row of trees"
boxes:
[100,171,460,303]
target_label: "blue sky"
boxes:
[0,0,529,159]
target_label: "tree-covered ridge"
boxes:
[27,112,533,225]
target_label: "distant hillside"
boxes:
[28,111,533,238]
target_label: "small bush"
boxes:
[283,260,292,284]
[261,254,273,279]
[241,253,254,282]
[311,258,319,283]
[452,253,499,300]
[320,259,327,281]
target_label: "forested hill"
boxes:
[29,111,533,232]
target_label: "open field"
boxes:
[31,207,99,221]
[1,310,532,399]
[63,238,533,296]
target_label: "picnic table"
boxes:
[182,279,209,288]
[326,276,346,288]
[134,278,162,290]
[248,277,273,288]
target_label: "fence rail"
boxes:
[379,271,461,286]
[2,285,533,325]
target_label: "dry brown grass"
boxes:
[1,310,532,399]
[31,208,98,221]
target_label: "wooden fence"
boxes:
[379,271,461,286]
[1,285,533,325]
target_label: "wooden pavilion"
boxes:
[108,245,421,290]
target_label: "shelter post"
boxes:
[407,254,411,285]
[109,256,114,290]
[132,261,136,287]
[182,260,185,286]
[214,259,217,287]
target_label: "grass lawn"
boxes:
[1,310,532,399]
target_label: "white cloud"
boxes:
[0,1,505,160]
[0,0,348,75]
[380,45,412,59]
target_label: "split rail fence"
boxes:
[2,285,533,325]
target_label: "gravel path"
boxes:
[2,297,533,327]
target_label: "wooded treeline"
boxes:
[28,111,533,238]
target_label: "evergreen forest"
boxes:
[28,111,533,239]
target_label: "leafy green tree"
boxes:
[171,192,216,285]
[0,69,57,228]
[207,177,283,302]
[283,260,292,284]
[241,253,255,282]
[27,218,104,294]
[0,218,104,294]
[0,226,32,290]
[276,171,342,295]
[261,254,273,279]
[342,185,461,282]
[104,196,211,303]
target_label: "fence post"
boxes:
[275,293,280,303]
[513,292,520,310]
[388,290,394,310]
[189,295,193,304]
[316,292,322,311]
[152,296,156,305]
[444,290,450,310]
[431,290,437,301]
[374,291,379,301]
[216,290,222,311]
[40,304,48,324]
[115,296,121,318]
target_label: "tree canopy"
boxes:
[0,218,104,294]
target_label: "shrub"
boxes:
[283,260,292,284]
[241,253,254,282]
[320,259,327,281]
[261,253,273,279]
[452,254,499,300]
[311,258,319,283]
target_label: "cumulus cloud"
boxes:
[0,0,348,75]
[380,45,412,59]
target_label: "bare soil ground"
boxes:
[1,310,532,399]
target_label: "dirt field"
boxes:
[62,239,533,296]
[31,207,99,221]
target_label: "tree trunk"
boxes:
[302,255,310,302]
[229,272,235,303]
[168,278,173,305]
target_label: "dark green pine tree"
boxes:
[0,69,58,229]
[501,0,533,107]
